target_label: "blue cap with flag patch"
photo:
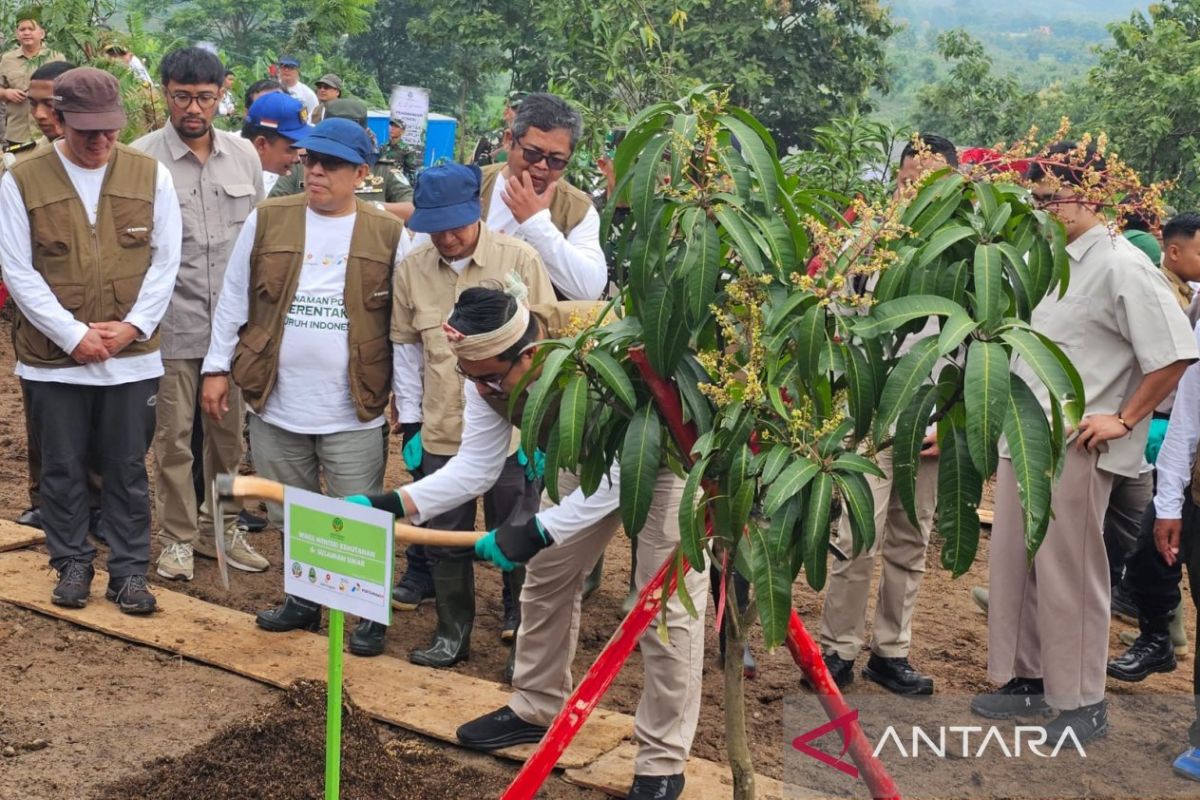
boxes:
[245,92,309,140]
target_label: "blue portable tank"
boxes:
[423,113,458,166]
[366,111,390,149]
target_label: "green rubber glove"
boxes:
[344,494,372,507]
[475,530,517,571]
[402,429,423,472]
[342,491,406,516]
[516,447,545,482]
[1145,417,1169,464]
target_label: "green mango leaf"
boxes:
[585,350,637,412]
[766,493,802,562]
[766,291,817,334]
[713,204,765,273]
[684,217,721,326]
[830,452,886,479]
[672,549,699,619]
[643,280,689,377]
[749,522,792,649]
[832,472,876,557]
[843,342,878,440]
[937,424,983,577]
[763,456,821,516]
[1004,376,1054,561]
[558,374,589,467]
[964,340,1010,477]
[802,472,835,591]
[628,208,667,309]
[973,243,1005,327]
[675,355,714,432]
[985,202,1013,239]
[620,404,662,537]
[893,383,940,525]
[905,172,967,236]
[759,444,791,485]
[794,303,826,380]
[542,416,562,504]
[519,348,571,460]
[1000,328,1085,425]
[937,309,979,356]
[718,114,780,210]
[853,294,964,338]
[678,455,710,570]
[874,337,941,447]
[916,224,975,268]
[632,132,671,230]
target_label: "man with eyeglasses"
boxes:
[132,47,266,583]
[0,67,181,614]
[200,118,414,633]
[366,163,553,665]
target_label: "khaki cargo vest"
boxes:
[231,194,401,421]
[480,163,593,301]
[10,142,159,367]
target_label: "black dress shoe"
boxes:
[1043,701,1108,745]
[237,509,268,532]
[970,677,1051,719]
[391,577,435,611]
[349,619,387,657]
[862,654,934,695]
[456,705,548,750]
[256,595,321,632]
[802,652,854,691]
[628,773,685,800]
[15,507,42,529]
[1107,631,1176,682]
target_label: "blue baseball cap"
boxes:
[407,163,483,234]
[277,55,299,67]
[291,118,377,167]
[245,93,309,140]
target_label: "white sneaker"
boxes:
[156,542,194,581]
[225,524,270,573]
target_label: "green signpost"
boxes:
[283,488,395,800]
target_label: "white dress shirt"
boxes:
[1154,320,1200,518]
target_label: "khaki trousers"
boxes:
[509,469,708,776]
[820,448,938,660]
[987,447,1114,710]
[153,358,245,546]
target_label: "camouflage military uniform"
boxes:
[268,161,413,203]
[378,139,418,182]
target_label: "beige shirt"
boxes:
[131,124,264,359]
[391,224,555,455]
[1004,224,1199,477]
[0,46,63,144]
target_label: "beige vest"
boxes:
[231,194,402,421]
[10,142,159,367]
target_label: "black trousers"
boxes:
[21,378,103,509]
[25,378,158,579]
[1124,491,1200,746]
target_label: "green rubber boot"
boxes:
[409,558,474,668]
[582,554,604,603]
[1171,600,1190,657]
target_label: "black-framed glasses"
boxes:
[455,359,519,391]
[304,152,354,171]
[514,136,570,171]
[167,92,219,110]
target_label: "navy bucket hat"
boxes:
[407,163,483,234]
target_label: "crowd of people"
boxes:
[2,8,1200,797]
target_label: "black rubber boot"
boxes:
[349,619,388,657]
[500,566,525,643]
[409,557,474,667]
[256,594,321,632]
[582,554,604,603]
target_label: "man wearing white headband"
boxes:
[347,287,706,800]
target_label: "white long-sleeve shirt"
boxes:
[0,143,182,385]
[1154,320,1200,518]
[403,383,618,542]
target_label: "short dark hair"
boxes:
[159,47,225,88]
[448,287,540,362]
[1025,141,1106,187]
[31,61,76,82]
[510,92,583,150]
[225,69,235,78]
[240,122,288,145]
[245,79,282,110]
[1163,212,1200,244]
[900,134,958,168]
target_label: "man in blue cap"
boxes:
[240,91,309,194]
[275,55,317,115]
[200,118,415,636]
[353,163,552,663]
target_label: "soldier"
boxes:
[270,98,412,222]
[311,73,342,124]
[378,114,417,183]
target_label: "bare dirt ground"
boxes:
[0,311,1197,799]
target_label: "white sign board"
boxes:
[283,488,394,625]
[389,85,429,148]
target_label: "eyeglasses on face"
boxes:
[455,359,519,392]
[167,92,219,110]
[514,136,570,171]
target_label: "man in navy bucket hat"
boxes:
[345,162,552,664]
[201,118,417,638]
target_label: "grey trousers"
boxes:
[26,378,159,579]
[246,415,388,523]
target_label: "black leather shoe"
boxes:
[51,561,93,608]
[1107,631,1176,682]
[802,652,854,691]
[970,677,1051,719]
[349,619,387,657]
[456,705,548,750]
[1043,701,1108,745]
[391,577,435,611]
[863,653,934,695]
[237,509,268,532]
[628,773,685,800]
[256,595,321,632]
[16,507,42,529]
[1111,584,1139,620]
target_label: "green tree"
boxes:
[1088,0,1200,206]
